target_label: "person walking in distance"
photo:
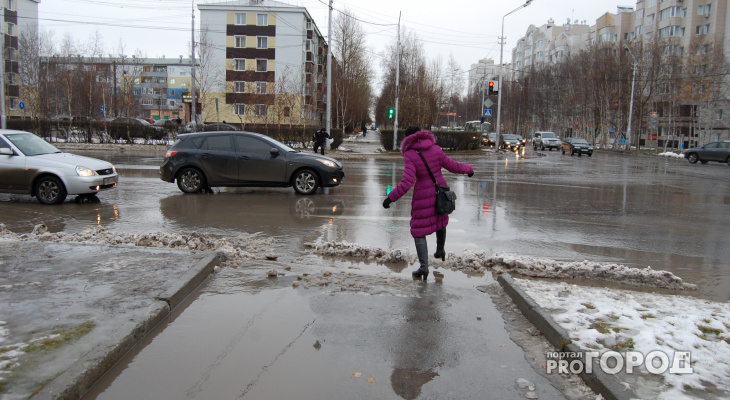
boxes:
[313,127,331,155]
[382,126,474,280]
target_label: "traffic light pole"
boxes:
[392,12,401,151]
[496,0,532,153]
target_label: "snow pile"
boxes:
[441,251,695,290]
[517,278,730,399]
[657,152,684,158]
[307,241,415,264]
[0,223,278,267]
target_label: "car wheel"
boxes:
[293,169,319,195]
[687,153,699,164]
[588,152,593,157]
[541,145,545,151]
[176,168,206,193]
[35,176,67,205]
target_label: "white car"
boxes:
[0,130,119,204]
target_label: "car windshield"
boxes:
[503,134,520,140]
[572,138,589,144]
[541,132,557,138]
[5,133,61,156]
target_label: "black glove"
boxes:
[382,198,392,209]
[468,172,474,177]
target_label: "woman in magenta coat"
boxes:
[383,126,474,280]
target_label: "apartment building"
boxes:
[468,59,499,95]
[5,0,39,119]
[510,1,730,147]
[135,57,194,122]
[198,0,328,125]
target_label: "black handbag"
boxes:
[414,150,456,215]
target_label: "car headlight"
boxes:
[76,166,96,177]
[317,159,337,168]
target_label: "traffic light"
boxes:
[488,81,498,95]
[387,108,395,119]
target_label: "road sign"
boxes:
[18,102,24,110]
[483,109,492,118]
[100,104,105,114]
[483,99,493,108]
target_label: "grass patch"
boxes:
[590,320,611,334]
[25,321,95,353]
[697,325,723,336]
[581,303,596,309]
[613,338,635,352]
[641,314,655,319]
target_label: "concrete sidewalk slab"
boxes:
[0,241,219,399]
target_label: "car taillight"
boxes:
[165,150,177,158]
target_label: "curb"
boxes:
[33,253,219,400]
[497,273,636,400]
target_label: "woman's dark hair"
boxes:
[404,125,421,136]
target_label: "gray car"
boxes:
[0,130,119,204]
[683,141,730,166]
[159,131,344,195]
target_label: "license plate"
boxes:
[103,177,117,185]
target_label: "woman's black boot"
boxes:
[412,237,429,280]
[433,228,446,261]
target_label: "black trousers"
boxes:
[313,141,325,155]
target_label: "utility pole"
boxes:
[392,12,401,151]
[0,5,6,129]
[190,0,197,130]
[326,0,332,142]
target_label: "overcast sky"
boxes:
[40,0,631,88]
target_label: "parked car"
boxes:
[203,123,241,132]
[142,118,156,124]
[481,133,497,147]
[499,134,524,151]
[0,130,118,204]
[533,131,561,151]
[683,141,730,165]
[160,131,345,195]
[561,137,594,156]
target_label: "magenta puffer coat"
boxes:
[387,130,474,238]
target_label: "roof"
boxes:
[198,0,301,9]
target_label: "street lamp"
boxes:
[623,44,637,151]
[496,0,532,153]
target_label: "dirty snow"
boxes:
[517,278,730,399]
[657,152,684,159]
[0,223,278,268]
[309,242,696,290]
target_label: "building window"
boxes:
[235,13,246,25]
[6,22,15,36]
[305,39,312,52]
[647,0,656,7]
[698,4,711,15]
[284,107,290,117]
[306,21,312,30]
[5,48,16,61]
[235,35,246,48]
[717,109,723,120]
[233,104,245,115]
[645,14,654,25]
[142,99,153,106]
[7,0,14,10]
[696,24,710,35]
[234,59,246,71]
[8,97,16,110]
[133,89,140,95]
[169,78,175,84]
[169,90,174,96]
[256,59,267,72]
[659,6,686,21]
[169,100,176,107]
[255,81,267,94]
[254,104,267,116]
[257,37,268,49]
[658,25,685,38]
[234,81,245,93]
[257,14,268,26]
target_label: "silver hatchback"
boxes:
[0,130,118,204]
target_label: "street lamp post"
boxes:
[624,44,637,151]
[496,0,532,152]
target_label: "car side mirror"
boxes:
[0,148,13,156]
[270,148,279,157]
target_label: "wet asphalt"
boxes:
[1,132,729,399]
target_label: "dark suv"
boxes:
[683,141,730,166]
[160,131,344,195]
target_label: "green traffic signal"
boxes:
[388,108,394,119]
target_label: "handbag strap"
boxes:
[413,149,438,187]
